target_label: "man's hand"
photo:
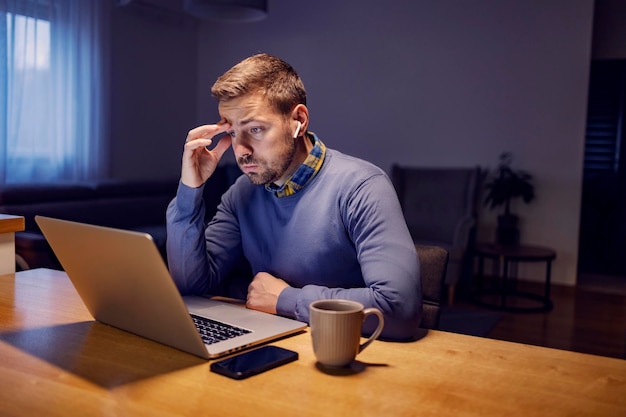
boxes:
[181,122,232,188]
[246,272,290,314]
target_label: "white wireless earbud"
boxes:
[293,121,302,138]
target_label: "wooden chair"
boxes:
[416,244,449,330]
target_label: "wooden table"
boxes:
[0,214,25,274]
[473,243,557,312]
[1,269,625,417]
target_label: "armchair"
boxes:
[415,244,449,330]
[392,165,482,304]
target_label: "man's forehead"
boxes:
[218,94,280,124]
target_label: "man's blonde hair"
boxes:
[211,53,307,116]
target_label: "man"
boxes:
[166,53,421,340]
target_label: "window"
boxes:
[1,0,109,184]
[6,13,52,165]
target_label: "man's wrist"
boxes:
[276,286,298,319]
[175,181,206,213]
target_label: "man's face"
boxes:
[219,93,297,186]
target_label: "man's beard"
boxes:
[238,137,297,186]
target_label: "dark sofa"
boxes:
[0,164,242,271]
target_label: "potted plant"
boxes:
[484,152,535,246]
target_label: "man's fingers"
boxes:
[186,122,231,143]
[184,138,213,151]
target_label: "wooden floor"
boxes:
[452,279,626,360]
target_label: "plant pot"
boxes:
[496,214,520,246]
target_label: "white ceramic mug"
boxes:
[309,299,384,367]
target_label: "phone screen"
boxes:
[210,346,298,380]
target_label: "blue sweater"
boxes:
[166,148,422,340]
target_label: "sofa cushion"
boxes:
[2,200,105,232]
[93,179,178,198]
[0,183,94,205]
[14,231,61,269]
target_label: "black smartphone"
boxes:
[210,346,298,380]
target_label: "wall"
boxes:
[592,0,626,59]
[189,0,594,286]
[109,3,198,180]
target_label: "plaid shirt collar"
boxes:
[265,133,326,197]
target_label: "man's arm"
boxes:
[166,183,212,294]
[273,174,422,340]
[166,122,233,293]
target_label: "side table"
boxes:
[0,214,26,274]
[473,242,556,312]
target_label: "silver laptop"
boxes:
[35,215,306,360]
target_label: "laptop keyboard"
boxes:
[190,314,252,345]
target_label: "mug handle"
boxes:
[359,308,385,353]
